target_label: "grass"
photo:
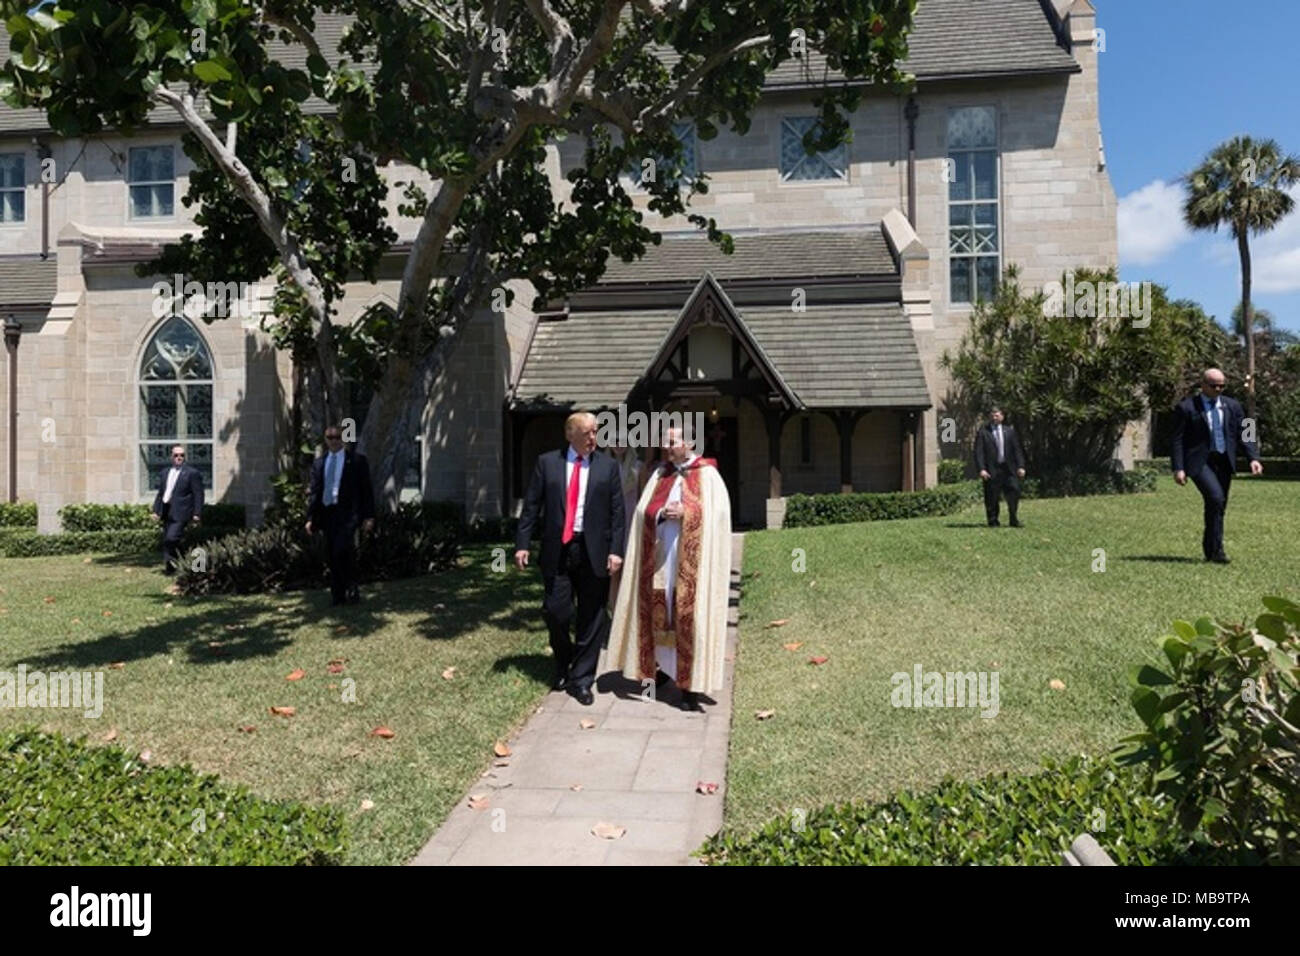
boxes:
[0,544,546,865]
[723,476,1300,838]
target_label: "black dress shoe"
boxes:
[679,690,703,712]
[568,686,594,706]
[1209,553,1231,564]
[655,669,672,689]
[988,520,1000,527]
[551,669,568,691]
[1009,519,1022,528]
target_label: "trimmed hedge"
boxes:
[0,729,344,865]
[177,501,461,594]
[1021,466,1157,499]
[0,502,37,527]
[59,501,246,532]
[700,755,1232,866]
[784,483,981,528]
[937,459,966,484]
[1135,456,1300,476]
[0,524,245,558]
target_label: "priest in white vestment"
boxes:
[607,426,731,711]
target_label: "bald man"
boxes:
[1171,368,1262,563]
[515,412,626,705]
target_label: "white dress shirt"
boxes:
[564,446,591,533]
[1200,393,1223,428]
[162,466,181,504]
[994,424,1005,463]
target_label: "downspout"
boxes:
[903,96,919,228]
[35,140,52,259]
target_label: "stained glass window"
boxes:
[947,107,1000,304]
[779,117,848,182]
[138,318,214,493]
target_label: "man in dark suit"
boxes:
[151,443,204,574]
[974,406,1027,527]
[1171,368,1263,563]
[515,411,626,705]
[306,424,376,605]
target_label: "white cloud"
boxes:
[1252,184,1300,293]
[1118,179,1191,266]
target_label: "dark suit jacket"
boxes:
[974,423,1026,473]
[307,449,376,525]
[152,465,204,524]
[1170,393,1259,475]
[516,448,626,578]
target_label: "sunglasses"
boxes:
[172,453,186,459]
[1205,382,1226,389]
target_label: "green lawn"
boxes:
[724,476,1300,837]
[0,544,546,865]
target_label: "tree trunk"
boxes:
[1237,227,1256,421]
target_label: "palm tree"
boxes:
[1229,303,1299,348]
[1183,136,1300,419]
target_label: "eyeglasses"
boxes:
[1205,382,1226,389]
[172,453,185,459]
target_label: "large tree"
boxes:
[1,0,916,507]
[1183,135,1300,421]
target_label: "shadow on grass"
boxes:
[944,522,994,529]
[1118,555,1204,564]
[491,652,551,685]
[21,545,546,671]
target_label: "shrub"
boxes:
[1020,466,1157,499]
[178,502,461,594]
[1115,596,1300,864]
[937,459,966,484]
[0,524,244,558]
[0,502,37,527]
[0,729,344,865]
[59,501,246,532]
[701,755,1230,865]
[783,483,981,528]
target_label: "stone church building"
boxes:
[0,0,1117,531]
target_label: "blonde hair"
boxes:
[565,411,596,438]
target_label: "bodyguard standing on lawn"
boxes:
[974,406,1026,527]
[151,443,204,574]
[306,424,376,605]
[1171,368,1263,563]
[515,411,626,705]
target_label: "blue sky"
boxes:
[1100,0,1300,332]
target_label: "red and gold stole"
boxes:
[636,458,716,686]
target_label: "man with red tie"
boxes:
[515,412,626,705]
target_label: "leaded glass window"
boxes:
[779,116,848,182]
[628,122,698,191]
[947,107,1000,304]
[0,153,24,223]
[138,317,214,493]
[128,145,175,219]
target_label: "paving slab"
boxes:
[412,533,744,866]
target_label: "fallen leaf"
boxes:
[696,781,718,795]
[467,794,490,810]
[237,725,256,733]
[163,602,173,609]
[327,683,338,690]
[579,718,596,730]
[808,656,829,666]
[782,642,804,651]
[83,557,93,564]
[591,822,626,840]
[1049,679,1066,691]
[327,657,348,666]
[755,709,776,720]
[139,749,152,764]
[493,759,510,768]
[103,728,118,742]
[371,726,396,739]
[493,741,512,758]
[326,663,345,675]
[359,799,375,812]
[107,662,125,670]
[570,784,583,791]
[70,617,81,624]
[285,669,306,681]
[334,625,349,634]
[42,596,55,604]
[101,610,112,617]
[441,666,457,680]
[765,619,790,629]
[269,706,296,717]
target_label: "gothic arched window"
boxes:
[138,317,214,494]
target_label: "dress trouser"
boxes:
[984,462,1021,524]
[322,505,359,602]
[161,503,186,572]
[1191,452,1233,559]
[543,533,610,692]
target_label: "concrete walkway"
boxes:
[411,533,744,866]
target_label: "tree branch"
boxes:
[639,32,770,126]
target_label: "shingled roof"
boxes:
[514,280,930,412]
[0,257,58,306]
[600,228,897,285]
[2,1,1076,134]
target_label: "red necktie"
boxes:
[562,456,582,544]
